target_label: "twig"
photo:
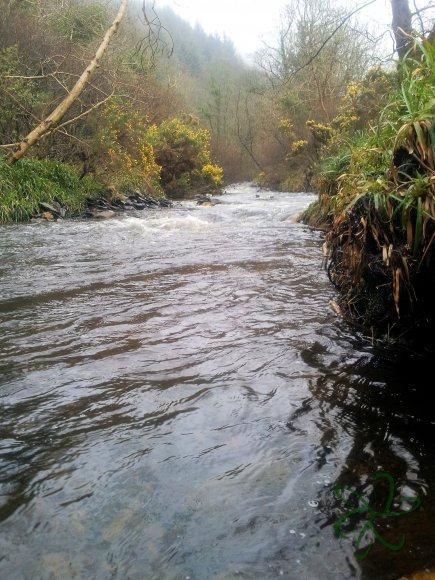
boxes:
[285,0,378,82]
[413,0,426,34]
[410,151,435,175]
[2,74,50,80]
[45,93,114,137]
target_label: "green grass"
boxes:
[303,36,435,330]
[0,154,105,223]
[313,36,434,239]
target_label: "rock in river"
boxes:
[89,210,116,219]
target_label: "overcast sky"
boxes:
[155,0,400,57]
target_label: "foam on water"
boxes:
[1,184,433,580]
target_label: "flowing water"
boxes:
[1,184,434,580]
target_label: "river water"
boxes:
[0,184,434,580]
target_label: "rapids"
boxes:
[1,184,434,579]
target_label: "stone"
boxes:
[90,210,116,219]
[39,202,65,218]
[196,196,221,206]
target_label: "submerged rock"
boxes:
[196,196,222,206]
[89,210,116,219]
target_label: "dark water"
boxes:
[1,184,434,580]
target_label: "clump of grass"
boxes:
[312,36,435,336]
[0,154,105,223]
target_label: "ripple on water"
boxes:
[1,185,435,579]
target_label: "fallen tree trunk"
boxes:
[8,0,128,165]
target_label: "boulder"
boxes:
[39,202,65,218]
[196,196,221,206]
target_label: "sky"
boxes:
[155,0,399,57]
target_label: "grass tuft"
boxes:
[0,155,105,223]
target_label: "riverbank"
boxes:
[0,153,222,223]
[302,39,435,343]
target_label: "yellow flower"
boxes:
[291,140,308,153]
[202,163,223,185]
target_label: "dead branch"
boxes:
[45,92,115,137]
[7,0,129,164]
[286,0,377,82]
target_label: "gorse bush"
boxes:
[98,103,223,198]
[154,115,223,196]
[98,99,163,196]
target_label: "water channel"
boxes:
[1,184,434,579]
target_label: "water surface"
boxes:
[1,184,434,579]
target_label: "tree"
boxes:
[253,0,378,189]
[391,0,413,58]
[7,0,128,164]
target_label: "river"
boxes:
[0,184,434,579]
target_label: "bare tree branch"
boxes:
[45,93,115,136]
[286,0,377,82]
[134,0,173,69]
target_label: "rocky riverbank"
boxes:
[31,192,174,222]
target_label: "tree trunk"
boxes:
[8,0,128,164]
[391,0,413,59]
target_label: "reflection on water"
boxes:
[0,184,434,579]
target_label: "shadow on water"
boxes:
[297,335,435,579]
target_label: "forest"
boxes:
[0,0,428,210]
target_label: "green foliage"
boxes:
[0,154,104,223]
[325,37,434,217]
[0,46,40,143]
[154,114,223,196]
[308,36,435,327]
